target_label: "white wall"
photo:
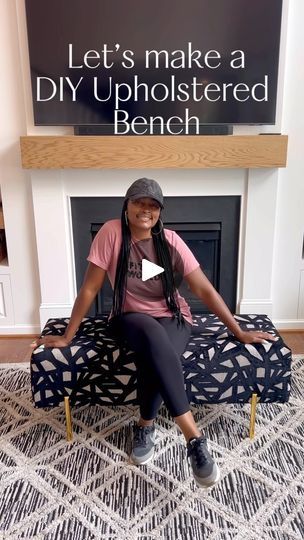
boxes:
[0,0,40,333]
[272,0,304,327]
[0,0,303,333]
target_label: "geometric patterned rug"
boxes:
[0,357,303,540]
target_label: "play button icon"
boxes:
[142,259,164,281]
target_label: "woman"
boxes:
[33,178,275,488]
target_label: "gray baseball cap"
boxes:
[125,178,164,208]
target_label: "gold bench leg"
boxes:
[249,393,258,439]
[64,396,73,441]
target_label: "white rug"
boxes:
[0,357,303,540]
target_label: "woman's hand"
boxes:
[31,335,70,350]
[185,269,279,346]
[235,330,278,344]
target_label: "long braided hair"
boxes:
[112,200,184,324]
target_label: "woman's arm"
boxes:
[185,267,276,344]
[32,263,106,348]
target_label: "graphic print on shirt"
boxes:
[87,220,200,323]
[127,239,163,301]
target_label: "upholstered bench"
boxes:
[31,314,291,439]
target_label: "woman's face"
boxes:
[126,197,161,234]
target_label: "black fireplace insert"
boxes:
[71,196,240,315]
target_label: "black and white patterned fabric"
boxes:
[31,314,291,408]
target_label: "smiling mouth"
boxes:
[137,214,152,220]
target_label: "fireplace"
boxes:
[71,196,240,315]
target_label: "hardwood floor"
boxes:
[0,332,303,363]
[281,331,304,355]
[0,337,36,363]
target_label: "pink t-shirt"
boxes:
[87,219,200,324]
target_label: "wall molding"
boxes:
[273,320,304,330]
[239,299,273,318]
[39,303,73,330]
[0,325,41,335]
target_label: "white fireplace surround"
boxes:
[31,166,278,329]
[2,0,304,334]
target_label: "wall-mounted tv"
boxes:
[25,0,283,134]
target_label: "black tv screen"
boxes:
[25,0,283,133]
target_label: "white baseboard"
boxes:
[39,303,73,330]
[0,325,42,335]
[272,320,304,330]
[239,299,273,317]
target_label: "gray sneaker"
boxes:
[130,424,156,465]
[187,434,220,488]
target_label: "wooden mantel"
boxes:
[20,134,288,169]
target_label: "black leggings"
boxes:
[110,313,192,420]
